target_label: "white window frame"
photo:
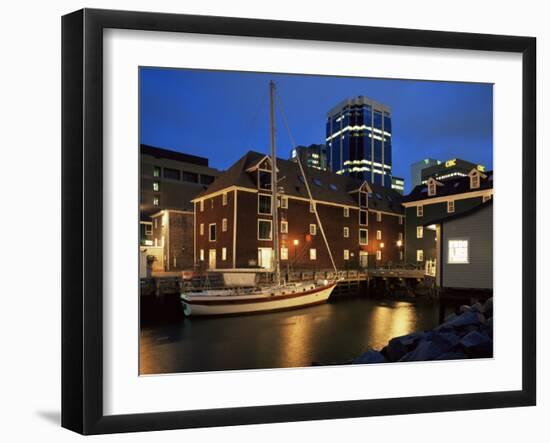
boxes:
[222,218,228,232]
[376,230,382,240]
[417,205,424,217]
[343,207,349,218]
[222,247,227,261]
[281,247,289,261]
[417,249,424,262]
[309,248,317,260]
[359,228,368,245]
[222,192,228,206]
[200,200,204,212]
[310,202,316,213]
[154,218,158,229]
[376,250,382,261]
[310,224,317,235]
[428,181,436,196]
[153,181,159,192]
[448,239,470,264]
[281,220,288,234]
[281,196,288,209]
[376,212,382,222]
[398,232,403,241]
[258,194,272,215]
[470,173,480,189]
[144,224,152,235]
[344,249,350,260]
[208,223,216,242]
[199,223,204,236]
[153,196,159,206]
[199,249,205,261]
[417,226,423,239]
[399,215,403,225]
[447,200,455,213]
[257,219,273,241]
[343,227,349,238]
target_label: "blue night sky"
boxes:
[140,67,493,192]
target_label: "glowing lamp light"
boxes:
[293,239,299,246]
[396,240,403,247]
[380,242,385,248]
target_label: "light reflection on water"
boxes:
[140,296,448,375]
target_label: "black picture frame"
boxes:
[62,8,536,435]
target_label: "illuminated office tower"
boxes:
[326,96,392,187]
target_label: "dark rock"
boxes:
[434,352,468,361]
[399,332,459,362]
[352,350,387,365]
[386,332,424,362]
[459,304,472,313]
[445,312,458,323]
[459,330,493,357]
[470,302,484,313]
[443,311,485,329]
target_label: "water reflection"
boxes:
[140,297,448,375]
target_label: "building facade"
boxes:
[326,96,393,188]
[420,158,486,184]
[140,144,220,219]
[402,168,493,270]
[410,158,441,188]
[193,151,404,272]
[391,176,405,195]
[290,144,328,171]
[429,201,493,290]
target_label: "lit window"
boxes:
[310,249,317,260]
[199,249,204,261]
[281,247,288,260]
[281,196,288,209]
[153,196,159,206]
[310,224,317,235]
[209,224,216,242]
[359,229,368,245]
[447,200,455,213]
[344,250,350,260]
[200,223,204,236]
[376,212,382,222]
[281,220,288,234]
[399,216,403,225]
[222,247,227,261]
[417,226,423,239]
[448,239,469,264]
[359,210,368,226]
[222,192,227,206]
[417,205,423,217]
[344,207,349,218]
[417,250,424,262]
[428,181,436,196]
[399,251,404,261]
[310,202,315,213]
[258,220,272,241]
[200,200,204,212]
[376,250,382,261]
[153,181,160,191]
[222,218,228,232]
[258,194,272,215]
[376,230,382,240]
[153,166,161,177]
[343,227,349,238]
[398,232,403,241]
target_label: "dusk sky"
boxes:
[140,67,493,192]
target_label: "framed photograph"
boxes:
[62,8,536,435]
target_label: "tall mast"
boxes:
[269,81,281,285]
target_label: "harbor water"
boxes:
[140,294,458,375]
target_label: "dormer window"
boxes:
[258,170,271,190]
[428,181,436,196]
[470,173,480,189]
[359,191,367,208]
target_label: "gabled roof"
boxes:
[403,170,493,203]
[423,199,493,226]
[194,150,404,214]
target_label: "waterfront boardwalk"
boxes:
[141,267,426,298]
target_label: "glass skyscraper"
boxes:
[326,96,392,187]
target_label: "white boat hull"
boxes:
[181,282,336,316]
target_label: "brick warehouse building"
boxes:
[193,151,404,271]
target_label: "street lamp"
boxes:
[380,242,385,248]
[396,240,403,247]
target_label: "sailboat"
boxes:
[180,81,338,316]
